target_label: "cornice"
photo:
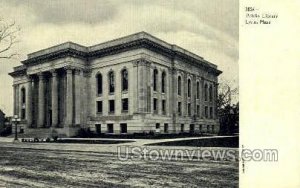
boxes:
[17,33,222,77]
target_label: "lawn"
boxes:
[0,145,238,187]
[146,136,239,148]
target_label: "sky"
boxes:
[0,0,239,116]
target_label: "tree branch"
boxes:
[0,19,20,60]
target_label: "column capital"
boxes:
[37,72,45,80]
[82,68,91,77]
[74,68,83,75]
[26,75,34,82]
[64,66,74,73]
[133,58,151,67]
[50,69,58,77]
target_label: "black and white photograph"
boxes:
[1,0,299,187]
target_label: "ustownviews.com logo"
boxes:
[117,146,278,162]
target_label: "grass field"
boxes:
[0,145,238,187]
[146,136,239,148]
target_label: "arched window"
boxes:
[161,71,166,93]
[209,85,213,102]
[96,73,102,95]
[108,71,115,93]
[196,81,200,99]
[153,69,158,91]
[121,69,128,91]
[204,84,208,101]
[21,87,26,119]
[187,78,191,98]
[178,76,181,95]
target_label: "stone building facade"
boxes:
[9,32,222,137]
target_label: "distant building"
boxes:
[0,109,5,133]
[9,32,222,137]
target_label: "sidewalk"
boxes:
[0,135,237,146]
[0,137,14,143]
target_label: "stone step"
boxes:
[10,128,63,138]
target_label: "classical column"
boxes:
[201,77,205,118]
[138,59,148,113]
[37,73,45,128]
[183,73,187,116]
[26,76,33,127]
[74,69,82,125]
[214,83,218,119]
[65,67,73,126]
[51,70,58,127]
[13,85,17,116]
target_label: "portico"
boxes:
[24,67,83,130]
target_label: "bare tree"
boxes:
[0,18,20,59]
[217,82,239,110]
[217,81,239,135]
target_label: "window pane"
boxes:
[209,85,213,102]
[161,72,166,93]
[197,82,199,99]
[122,98,129,111]
[153,98,157,111]
[109,100,115,113]
[153,69,158,91]
[97,101,102,113]
[120,123,127,133]
[97,74,102,95]
[109,72,115,93]
[188,79,191,97]
[107,124,114,133]
[178,76,181,95]
[122,69,128,91]
[204,84,208,101]
[162,100,166,114]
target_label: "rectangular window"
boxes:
[190,124,195,133]
[97,101,102,113]
[181,124,184,132]
[196,82,200,99]
[188,103,191,116]
[207,125,210,132]
[95,124,101,134]
[212,125,215,133]
[205,106,208,118]
[162,100,166,114]
[197,105,200,116]
[164,123,168,133]
[109,100,115,113]
[156,123,160,129]
[122,98,129,112]
[210,107,213,119]
[21,109,26,119]
[107,124,114,133]
[178,102,182,116]
[120,123,127,133]
[153,98,158,112]
[199,124,202,132]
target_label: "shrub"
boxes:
[53,136,58,142]
[34,137,39,142]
